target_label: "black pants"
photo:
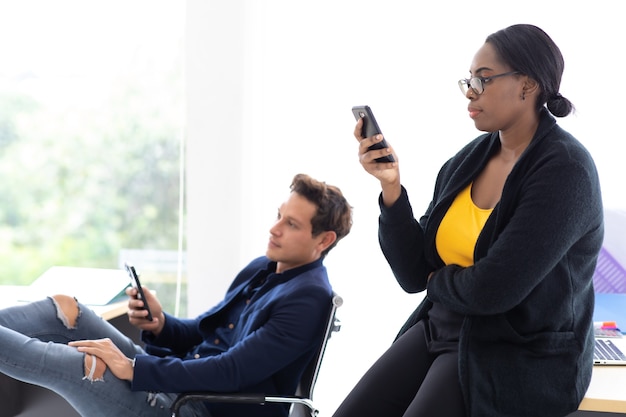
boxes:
[332,320,466,417]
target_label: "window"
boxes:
[0,1,186,315]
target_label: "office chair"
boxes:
[170,292,343,417]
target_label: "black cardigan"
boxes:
[378,109,604,417]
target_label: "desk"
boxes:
[577,366,626,414]
[91,300,129,321]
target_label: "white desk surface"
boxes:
[1,266,130,321]
[579,365,626,413]
[0,285,128,321]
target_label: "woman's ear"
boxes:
[523,77,540,97]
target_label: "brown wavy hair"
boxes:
[290,173,353,256]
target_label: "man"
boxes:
[0,173,352,417]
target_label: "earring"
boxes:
[521,91,526,101]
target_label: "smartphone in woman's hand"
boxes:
[352,105,395,163]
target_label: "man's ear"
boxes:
[318,231,337,252]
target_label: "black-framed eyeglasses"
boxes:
[458,71,519,96]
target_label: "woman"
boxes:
[334,24,603,417]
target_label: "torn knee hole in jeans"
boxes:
[50,295,82,329]
[83,354,106,382]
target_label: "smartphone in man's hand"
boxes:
[352,105,395,163]
[124,262,153,321]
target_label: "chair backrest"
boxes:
[170,292,344,417]
[290,292,343,417]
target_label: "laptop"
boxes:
[593,293,626,365]
[594,331,626,365]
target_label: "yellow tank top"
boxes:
[435,183,493,267]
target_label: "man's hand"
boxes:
[126,286,166,336]
[69,338,134,381]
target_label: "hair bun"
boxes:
[547,92,574,117]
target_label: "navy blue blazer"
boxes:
[131,256,332,417]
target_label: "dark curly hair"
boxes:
[290,173,353,256]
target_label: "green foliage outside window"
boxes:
[0,63,184,293]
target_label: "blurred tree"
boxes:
[0,66,183,286]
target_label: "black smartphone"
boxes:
[124,262,153,321]
[351,105,395,163]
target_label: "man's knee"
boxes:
[51,294,80,328]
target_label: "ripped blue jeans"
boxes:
[0,297,208,417]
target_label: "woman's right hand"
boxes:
[354,117,402,206]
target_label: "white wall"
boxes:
[186,1,626,414]
[186,1,246,315]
